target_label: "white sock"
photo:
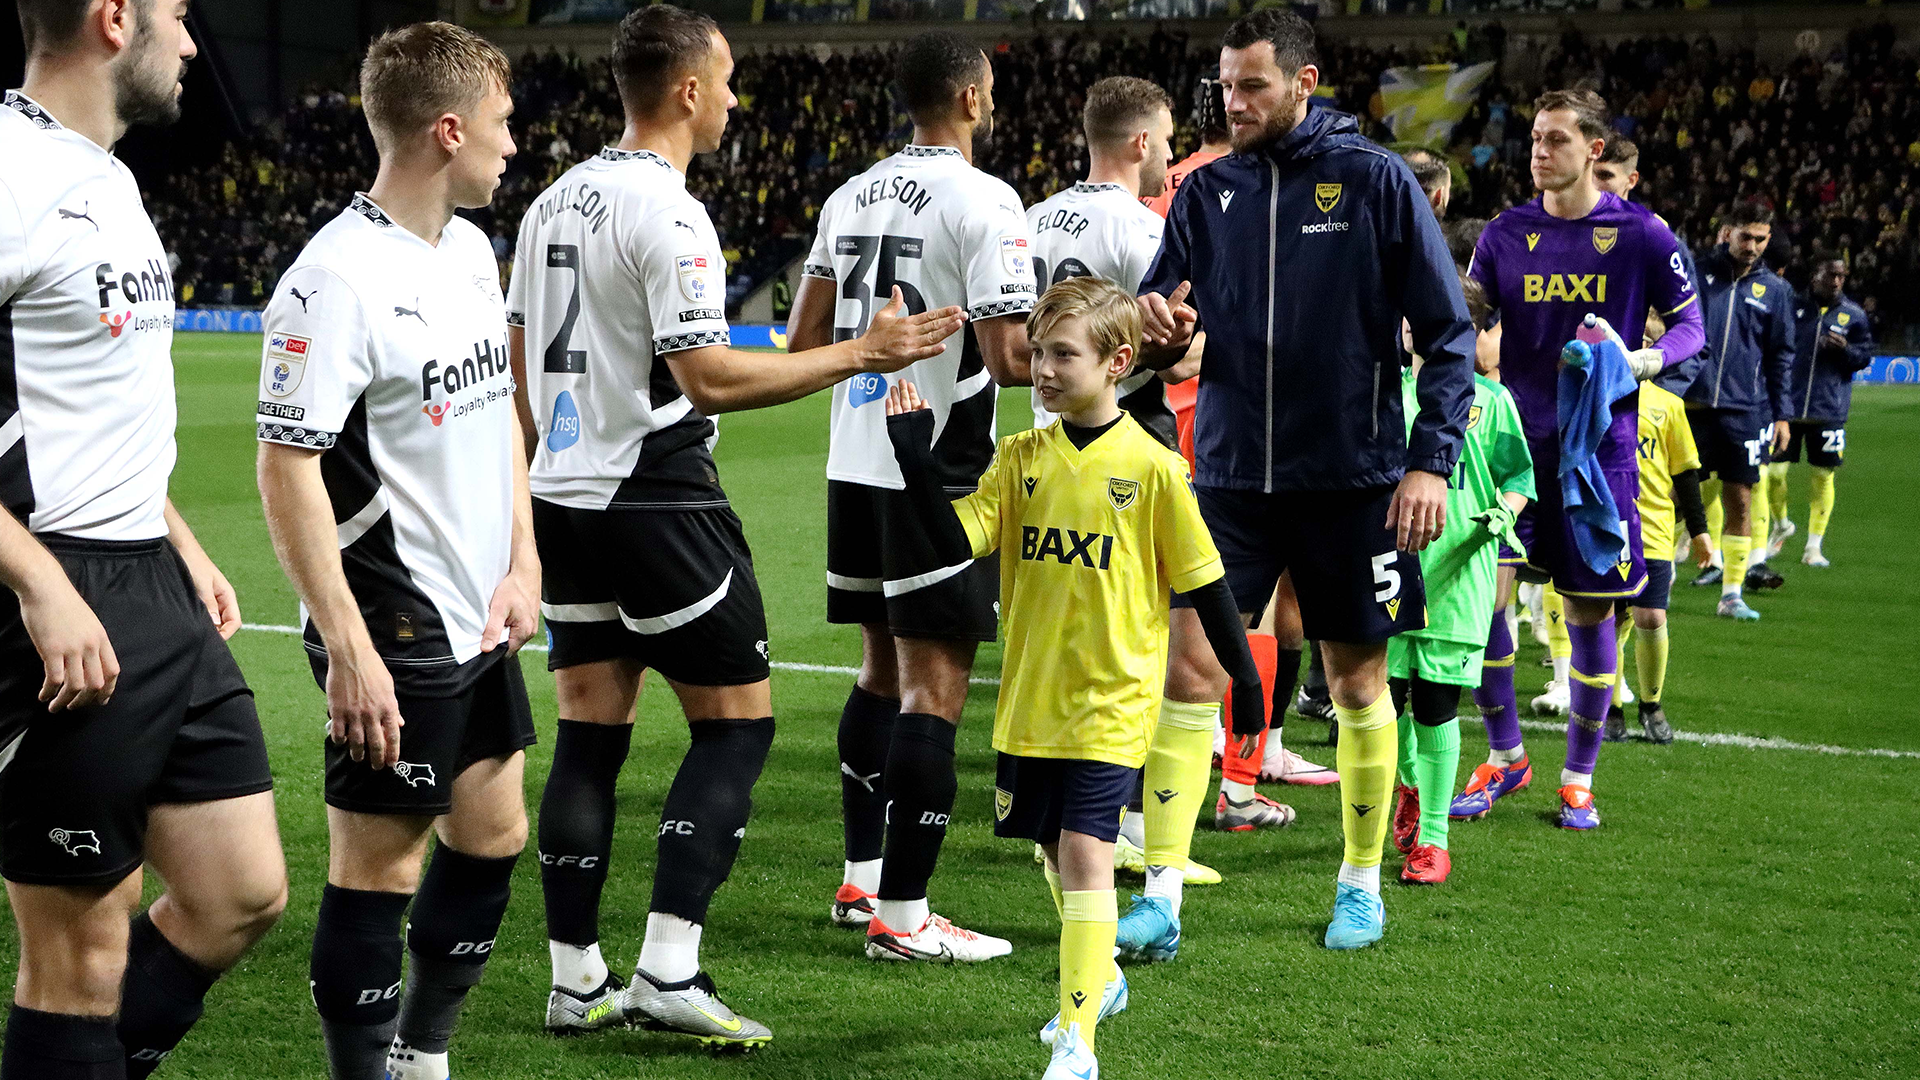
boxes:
[1143,863,1185,918]
[387,1039,449,1080]
[636,912,702,984]
[1336,861,1381,895]
[1807,534,1824,556]
[1117,809,1145,850]
[843,858,881,894]
[1551,655,1570,687]
[1711,549,1723,569]
[1560,768,1593,789]
[549,940,609,993]
[1266,726,1283,756]
[1221,778,1256,803]
[875,897,929,933]
[1488,744,1526,767]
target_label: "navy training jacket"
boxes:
[1140,104,1474,494]
[1787,289,1874,423]
[1685,245,1796,419]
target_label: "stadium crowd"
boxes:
[144,19,1913,339]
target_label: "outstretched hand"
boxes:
[861,288,967,373]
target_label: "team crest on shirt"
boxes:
[1467,404,1483,430]
[1107,477,1139,511]
[1314,183,1343,213]
[1751,282,1766,299]
[994,788,1013,822]
[1592,227,1618,255]
[676,254,717,303]
[1837,312,1850,325]
[1526,232,1542,251]
[265,332,311,397]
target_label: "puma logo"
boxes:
[394,300,426,325]
[290,287,316,312]
[840,762,881,793]
[58,202,98,230]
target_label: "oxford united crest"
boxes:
[1108,477,1140,511]
[1592,226,1618,254]
[1315,183,1343,213]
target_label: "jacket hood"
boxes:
[1256,102,1364,163]
[1707,244,1773,282]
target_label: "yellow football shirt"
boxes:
[953,414,1224,769]
[1636,381,1701,559]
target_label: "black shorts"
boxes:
[1780,423,1846,468]
[534,498,771,686]
[992,754,1138,846]
[319,654,536,816]
[1623,558,1675,612]
[825,480,999,641]
[1688,407,1772,485]
[1175,485,1425,643]
[0,537,272,886]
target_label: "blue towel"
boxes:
[1557,336,1640,575]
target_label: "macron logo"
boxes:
[1219,190,1235,213]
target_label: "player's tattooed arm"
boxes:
[258,443,405,768]
[669,288,965,414]
[164,499,241,639]
[0,511,118,712]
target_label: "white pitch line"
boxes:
[237,623,1918,759]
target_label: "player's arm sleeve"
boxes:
[1466,231,1497,315]
[0,184,27,305]
[958,189,1037,321]
[950,446,1003,561]
[1665,399,1701,475]
[1122,221,1165,296]
[1183,576,1264,736]
[1673,468,1709,539]
[1489,392,1536,501]
[1645,222,1705,367]
[639,208,731,354]
[1386,166,1473,478]
[885,409,990,561]
[255,267,373,448]
[1138,181,1193,299]
[1844,306,1876,373]
[1765,288,1796,420]
[504,213,532,329]
[801,201,836,282]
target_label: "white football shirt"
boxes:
[256,194,515,694]
[1023,181,1172,442]
[507,147,731,511]
[0,91,177,542]
[804,145,1036,490]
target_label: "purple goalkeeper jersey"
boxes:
[1469,192,1703,471]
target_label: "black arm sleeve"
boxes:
[1673,467,1709,539]
[885,410,973,566]
[1183,577,1266,736]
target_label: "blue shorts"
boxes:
[1174,485,1425,643]
[1781,423,1845,469]
[1632,558,1675,611]
[1515,455,1648,601]
[993,754,1138,845]
[1687,407,1772,485]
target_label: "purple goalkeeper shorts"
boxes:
[1515,458,1648,601]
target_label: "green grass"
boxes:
[11,333,1917,1078]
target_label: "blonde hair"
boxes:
[360,22,512,150]
[1027,276,1143,368]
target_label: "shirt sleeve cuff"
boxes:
[257,423,338,449]
[802,263,836,280]
[1407,454,1456,476]
[1169,559,1225,597]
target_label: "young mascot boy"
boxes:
[884,276,1265,1080]
[1388,278,1535,885]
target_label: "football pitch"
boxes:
[18,332,1917,1078]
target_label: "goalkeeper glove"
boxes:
[1579,312,1666,380]
[1471,501,1517,541]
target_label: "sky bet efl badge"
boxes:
[265,332,310,397]
[1000,234,1030,276]
[677,254,715,303]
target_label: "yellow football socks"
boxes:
[1142,698,1216,917]
[1722,534,1751,598]
[1044,865,1065,919]
[1767,462,1790,521]
[1546,586,1571,686]
[1703,478,1724,560]
[1810,466,1836,538]
[1750,470,1773,557]
[1613,618,1634,706]
[1059,890,1118,1052]
[1334,690,1397,875]
[1635,622,1669,704]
